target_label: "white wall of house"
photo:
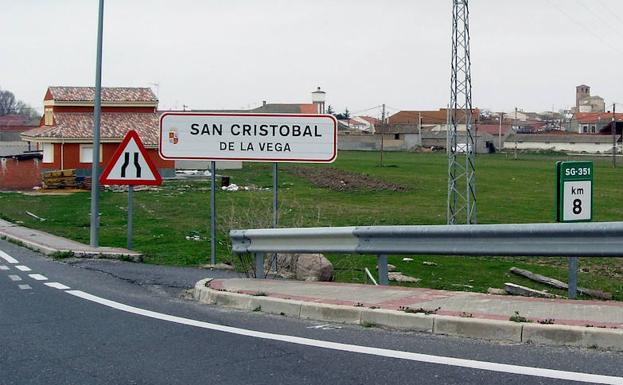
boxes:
[503,141,616,153]
[403,133,420,149]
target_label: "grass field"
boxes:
[1,151,623,299]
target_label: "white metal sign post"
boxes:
[100,130,162,250]
[556,161,593,299]
[159,112,338,269]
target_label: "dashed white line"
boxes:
[15,265,31,272]
[0,265,9,271]
[0,250,19,264]
[8,275,22,281]
[45,282,70,290]
[28,274,48,281]
[18,284,32,290]
[66,290,623,385]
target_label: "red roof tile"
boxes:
[0,115,31,126]
[574,112,623,123]
[359,116,381,125]
[21,112,160,146]
[299,104,319,114]
[476,124,512,136]
[47,87,157,103]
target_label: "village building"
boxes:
[21,86,175,177]
[504,132,620,154]
[571,111,623,134]
[575,84,605,113]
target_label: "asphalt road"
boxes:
[1,238,623,385]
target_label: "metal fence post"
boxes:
[377,254,389,285]
[568,256,578,299]
[255,252,265,279]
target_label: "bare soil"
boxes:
[287,166,408,192]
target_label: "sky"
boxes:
[2,0,623,118]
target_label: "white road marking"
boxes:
[66,290,623,385]
[0,265,9,271]
[307,324,342,330]
[0,250,19,264]
[8,275,22,281]
[18,284,32,290]
[28,274,47,281]
[45,282,70,290]
[15,265,31,272]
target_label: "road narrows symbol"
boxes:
[133,152,141,178]
[120,152,142,178]
[121,152,130,178]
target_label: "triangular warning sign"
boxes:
[100,130,162,186]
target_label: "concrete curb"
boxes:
[0,227,142,261]
[193,279,623,351]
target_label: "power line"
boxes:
[546,0,623,56]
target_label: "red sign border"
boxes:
[99,130,163,186]
[158,112,338,163]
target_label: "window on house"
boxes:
[591,125,596,133]
[79,144,103,163]
[42,143,54,163]
[394,134,400,140]
[44,108,53,126]
[582,125,588,133]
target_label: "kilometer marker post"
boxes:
[556,161,593,299]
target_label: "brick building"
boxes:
[21,86,175,177]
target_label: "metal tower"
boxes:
[447,0,476,225]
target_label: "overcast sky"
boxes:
[3,0,623,118]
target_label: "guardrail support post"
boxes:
[568,256,577,299]
[377,254,389,285]
[255,252,265,279]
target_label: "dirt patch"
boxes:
[287,167,407,192]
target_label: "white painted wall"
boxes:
[503,141,616,153]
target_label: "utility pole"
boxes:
[498,112,504,151]
[418,112,423,147]
[380,104,386,167]
[514,107,518,160]
[90,0,104,248]
[447,0,476,225]
[613,103,617,168]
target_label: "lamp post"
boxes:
[90,0,104,248]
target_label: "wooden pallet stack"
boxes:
[42,169,88,190]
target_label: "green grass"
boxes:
[1,151,623,299]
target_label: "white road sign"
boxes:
[562,180,591,221]
[159,113,337,163]
[100,130,162,185]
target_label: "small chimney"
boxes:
[262,100,267,106]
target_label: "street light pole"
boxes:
[90,0,104,248]
[498,112,504,151]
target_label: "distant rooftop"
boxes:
[46,86,158,103]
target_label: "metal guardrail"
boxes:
[230,221,623,286]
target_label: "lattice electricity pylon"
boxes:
[447,0,477,225]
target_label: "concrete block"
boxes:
[522,324,623,351]
[360,309,433,332]
[249,296,302,318]
[212,291,254,310]
[433,316,522,342]
[300,303,362,324]
[193,279,213,303]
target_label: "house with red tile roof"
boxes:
[21,86,174,177]
[572,112,623,134]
